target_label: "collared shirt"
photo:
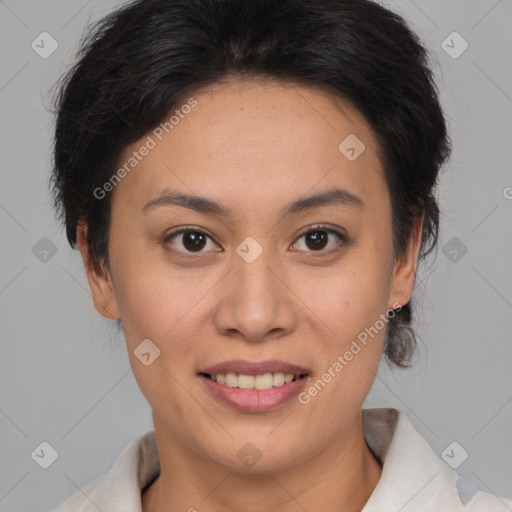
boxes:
[52,408,512,511]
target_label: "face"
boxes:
[79,78,421,472]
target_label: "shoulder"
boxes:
[461,485,512,511]
[52,473,106,512]
[362,408,512,512]
[51,430,159,511]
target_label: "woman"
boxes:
[49,0,511,510]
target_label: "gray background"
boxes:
[0,0,511,510]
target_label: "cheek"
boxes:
[107,240,176,340]
[304,254,392,335]
[307,267,389,391]
[111,253,203,416]
[109,242,217,363]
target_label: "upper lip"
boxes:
[198,359,310,376]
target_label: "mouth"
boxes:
[196,360,311,412]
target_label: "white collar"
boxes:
[362,408,464,510]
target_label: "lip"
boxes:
[198,359,310,377]
[198,373,310,412]
[197,360,311,413]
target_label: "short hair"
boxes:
[50,0,451,367]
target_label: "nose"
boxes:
[212,245,298,343]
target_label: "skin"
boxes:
[78,78,423,512]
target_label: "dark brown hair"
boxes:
[50,0,451,366]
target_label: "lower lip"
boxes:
[198,375,309,412]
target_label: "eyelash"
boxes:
[163,224,347,257]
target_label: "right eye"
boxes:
[164,227,220,255]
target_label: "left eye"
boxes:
[292,227,345,253]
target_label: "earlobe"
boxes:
[388,211,424,309]
[76,223,120,320]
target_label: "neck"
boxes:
[142,409,382,512]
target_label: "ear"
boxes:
[388,211,425,310]
[77,223,120,320]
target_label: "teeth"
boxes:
[255,373,273,389]
[272,373,285,386]
[210,372,302,390]
[225,373,238,387]
[238,374,255,389]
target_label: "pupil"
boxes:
[183,231,206,251]
[307,230,327,250]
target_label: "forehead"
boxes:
[112,78,386,214]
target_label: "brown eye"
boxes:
[165,228,217,254]
[293,226,346,253]
[181,231,207,251]
[304,230,328,250]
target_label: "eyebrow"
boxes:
[142,187,364,219]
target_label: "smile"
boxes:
[200,372,308,390]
